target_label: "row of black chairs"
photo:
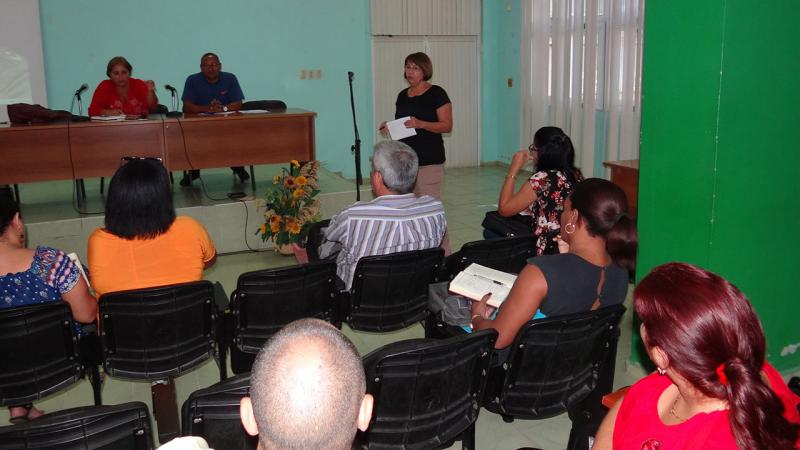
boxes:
[0,304,626,450]
[0,235,538,444]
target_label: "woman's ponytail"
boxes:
[724,359,799,450]
[606,214,637,273]
[569,178,638,272]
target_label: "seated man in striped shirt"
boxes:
[319,140,447,289]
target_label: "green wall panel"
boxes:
[637,0,800,370]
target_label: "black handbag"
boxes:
[481,211,534,237]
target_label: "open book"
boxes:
[449,263,517,308]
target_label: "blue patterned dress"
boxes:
[1,246,80,310]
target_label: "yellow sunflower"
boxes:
[295,175,307,186]
[286,218,301,235]
[292,188,305,198]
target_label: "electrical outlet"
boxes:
[507,77,513,87]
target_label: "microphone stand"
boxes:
[165,88,182,117]
[75,91,84,116]
[347,72,363,201]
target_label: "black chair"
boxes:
[444,235,537,280]
[229,260,340,374]
[241,100,287,112]
[99,280,226,443]
[0,302,102,408]
[305,218,331,262]
[181,373,257,450]
[357,329,498,450]
[0,401,153,450]
[482,304,626,450]
[345,248,444,332]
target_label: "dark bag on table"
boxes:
[7,103,88,124]
[481,211,534,237]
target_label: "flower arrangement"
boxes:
[257,160,320,247]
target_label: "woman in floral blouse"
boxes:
[490,126,582,255]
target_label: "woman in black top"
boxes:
[380,52,452,251]
[470,179,637,349]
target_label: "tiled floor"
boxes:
[2,164,646,449]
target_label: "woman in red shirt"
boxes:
[88,56,158,117]
[593,263,800,450]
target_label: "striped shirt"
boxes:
[320,193,446,289]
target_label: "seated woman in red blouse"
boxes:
[88,56,158,117]
[593,263,800,450]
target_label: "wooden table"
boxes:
[603,159,639,219]
[0,109,316,184]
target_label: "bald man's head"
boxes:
[241,319,372,450]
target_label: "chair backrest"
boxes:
[304,218,331,262]
[348,247,444,332]
[449,236,537,278]
[99,281,218,380]
[182,373,257,450]
[241,100,287,112]
[0,302,82,406]
[0,401,153,450]
[357,329,498,449]
[486,304,626,419]
[231,260,339,354]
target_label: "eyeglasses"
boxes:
[122,156,162,162]
[120,156,163,166]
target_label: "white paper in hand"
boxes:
[387,116,417,140]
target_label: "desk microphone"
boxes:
[74,84,88,97]
[348,71,354,81]
[164,85,182,117]
[73,83,88,115]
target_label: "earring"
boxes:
[564,222,576,235]
[657,367,666,375]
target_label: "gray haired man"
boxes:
[319,140,447,288]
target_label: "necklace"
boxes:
[669,397,686,422]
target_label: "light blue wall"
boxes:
[38,0,523,175]
[39,0,373,178]
[481,0,521,164]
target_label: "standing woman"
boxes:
[381,52,452,252]
[88,56,158,117]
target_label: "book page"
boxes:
[449,273,511,308]
[90,115,125,121]
[463,263,517,287]
[387,116,417,140]
[66,252,91,290]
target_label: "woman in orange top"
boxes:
[88,56,158,117]
[87,159,216,298]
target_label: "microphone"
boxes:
[74,84,88,96]
[163,84,182,117]
[348,71,354,82]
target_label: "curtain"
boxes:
[520,0,645,177]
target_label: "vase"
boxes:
[293,244,309,264]
[275,243,294,256]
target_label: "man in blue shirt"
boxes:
[180,52,249,185]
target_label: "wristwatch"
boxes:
[223,106,228,112]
